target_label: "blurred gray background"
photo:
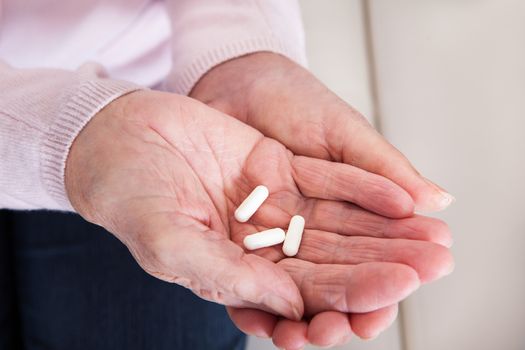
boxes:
[248,0,525,349]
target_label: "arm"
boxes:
[0,61,142,210]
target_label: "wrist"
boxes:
[64,91,142,219]
[190,52,295,120]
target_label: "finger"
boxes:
[323,116,455,212]
[302,199,453,247]
[307,311,353,348]
[272,319,309,350]
[350,304,399,340]
[278,259,420,315]
[292,156,414,218]
[135,213,304,320]
[227,303,398,341]
[226,307,277,338]
[297,231,454,283]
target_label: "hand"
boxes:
[228,209,453,348]
[190,52,455,213]
[190,53,455,347]
[64,90,451,331]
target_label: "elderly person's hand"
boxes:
[190,52,455,348]
[65,90,453,349]
[190,52,455,213]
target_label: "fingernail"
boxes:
[267,294,302,321]
[424,178,456,211]
[436,191,456,210]
[292,305,303,321]
[363,332,380,341]
[254,330,270,338]
[445,260,456,276]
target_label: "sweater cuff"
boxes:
[41,80,143,211]
[166,35,307,96]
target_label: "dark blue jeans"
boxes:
[0,210,246,350]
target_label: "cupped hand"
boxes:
[65,90,447,322]
[190,52,456,347]
[228,206,454,348]
[190,52,455,213]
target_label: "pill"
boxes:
[282,215,305,257]
[243,228,286,250]
[234,185,269,223]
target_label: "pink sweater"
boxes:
[0,0,307,211]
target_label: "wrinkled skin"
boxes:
[190,52,455,348]
[191,52,455,213]
[66,90,453,349]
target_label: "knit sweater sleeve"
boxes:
[0,61,143,211]
[165,0,307,95]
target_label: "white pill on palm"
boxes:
[234,185,269,223]
[243,228,286,250]
[282,215,305,257]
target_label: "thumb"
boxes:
[126,212,304,320]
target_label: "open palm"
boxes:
[66,90,453,346]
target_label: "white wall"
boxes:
[368,1,525,349]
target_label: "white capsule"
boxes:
[243,228,286,250]
[234,185,269,223]
[282,215,305,257]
